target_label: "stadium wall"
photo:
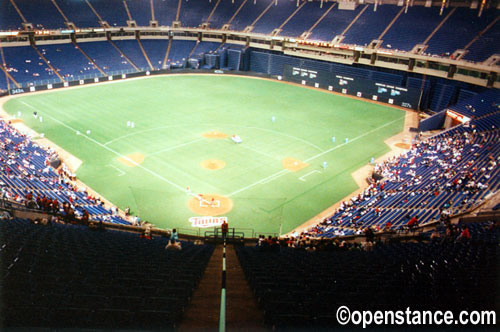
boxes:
[3,43,493,114]
[418,110,447,131]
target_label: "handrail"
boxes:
[219,238,227,332]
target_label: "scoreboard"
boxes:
[283,65,420,110]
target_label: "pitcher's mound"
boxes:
[118,152,145,167]
[203,131,228,139]
[201,159,226,170]
[188,194,233,216]
[395,143,411,149]
[283,157,309,172]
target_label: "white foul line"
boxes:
[20,101,187,193]
[148,137,205,157]
[108,164,125,176]
[299,170,321,182]
[238,143,279,160]
[304,116,404,163]
[227,116,405,197]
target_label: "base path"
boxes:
[202,131,229,139]
[118,152,145,167]
[282,157,309,172]
[201,159,226,170]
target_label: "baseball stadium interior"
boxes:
[0,0,499,330]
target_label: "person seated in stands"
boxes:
[457,226,471,241]
[50,215,60,224]
[383,221,392,231]
[165,239,182,251]
[364,227,375,243]
[430,230,441,241]
[141,225,152,240]
[408,216,419,231]
[81,210,89,226]
[51,199,59,213]
[169,228,179,243]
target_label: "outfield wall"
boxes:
[3,67,419,110]
[2,44,490,113]
[3,48,485,115]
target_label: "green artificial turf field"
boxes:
[3,75,405,236]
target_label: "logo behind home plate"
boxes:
[189,216,227,228]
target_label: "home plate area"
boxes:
[200,198,220,208]
[187,193,233,216]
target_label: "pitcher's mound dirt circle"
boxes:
[188,194,233,216]
[201,159,226,170]
[395,143,411,149]
[202,131,229,139]
[283,157,309,172]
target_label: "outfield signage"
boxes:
[284,65,420,110]
[189,216,227,228]
[6,69,241,96]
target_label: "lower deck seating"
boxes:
[77,41,136,75]
[2,46,57,87]
[0,120,130,224]
[307,89,500,239]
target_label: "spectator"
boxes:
[364,227,375,242]
[221,220,228,240]
[408,216,419,231]
[170,228,179,242]
[165,239,182,251]
[457,226,471,241]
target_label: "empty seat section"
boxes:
[426,8,498,56]
[0,71,8,91]
[122,0,152,26]
[342,5,401,46]
[178,0,216,28]
[77,41,135,74]
[15,0,66,29]
[229,0,274,31]
[140,39,169,70]
[54,0,100,28]
[166,40,196,67]
[0,0,23,30]
[382,6,448,51]
[152,0,178,27]
[88,0,129,27]
[252,0,299,34]
[114,40,151,71]
[280,1,325,38]
[309,5,364,42]
[207,0,245,29]
[463,19,500,62]
[1,218,215,329]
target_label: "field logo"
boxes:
[189,216,227,228]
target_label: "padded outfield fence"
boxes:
[4,66,420,110]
